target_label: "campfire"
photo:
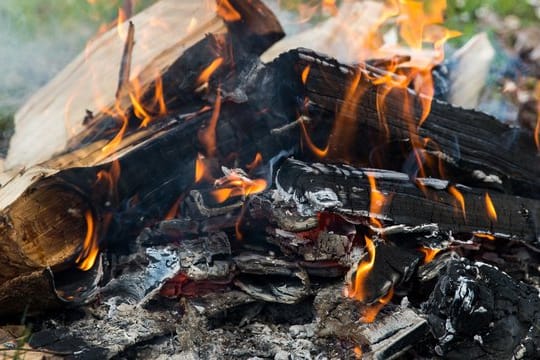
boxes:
[1,0,539,358]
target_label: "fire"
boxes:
[216,0,242,22]
[195,153,208,183]
[367,174,386,228]
[301,65,311,85]
[353,346,363,359]
[76,210,99,271]
[246,152,263,170]
[346,236,376,303]
[198,57,224,86]
[212,171,267,203]
[448,185,466,221]
[361,287,394,323]
[484,193,497,222]
[199,90,222,157]
[419,247,441,264]
[474,232,495,241]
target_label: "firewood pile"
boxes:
[0,0,539,359]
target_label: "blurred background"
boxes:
[0,0,539,147]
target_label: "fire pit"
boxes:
[0,0,539,359]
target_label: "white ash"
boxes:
[472,169,503,184]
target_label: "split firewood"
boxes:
[5,0,283,169]
[280,49,540,198]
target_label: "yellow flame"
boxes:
[474,232,495,241]
[367,174,386,228]
[361,287,394,323]
[301,65,311,85]
[198,57,224,85]
[448,185,466,221]
[347,236,376,302]
[216,0,242,22]
[419,247,441,264]
[76,210,99,271]
[484,193,497,222]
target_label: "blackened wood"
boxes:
[271,49,540,198]
[422,258,540,359]
[276,159,540,243]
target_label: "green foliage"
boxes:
[0,0,159,38]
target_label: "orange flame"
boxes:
[346,236,376,302]
[198,57,224,86]
[199,90,222,157]
[76,210,99,271]
[419,247,441,264]
[165,195,184,220]
[354,346,363,359]
[246,152,263,170]
[361,287,394,323]
[212,172,267,203]
[484,193,497,222]
[301,65,311,85]
[448,185,466,221]
[216,0,242,22]
[367,174,386,228]
[474,232,495,241]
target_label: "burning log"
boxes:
[282,49,540,198]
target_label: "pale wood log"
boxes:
[6,0,225,169]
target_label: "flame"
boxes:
[419,247,441,264]
[354,346,363,359]
[361,287,394,323]
[199,90,222,157]
[474,232,495,241]
[212,171,267,203]
[301,65,311,85]
[321,0,338,16]
[216,0,241,22]
[246,152,263,170]
[76,210,99,271]
[367,174,386,228]
[346,236,376,302]
[165,195,184,220]
[484,193,497,222]
[448,185,466,221]
[198,57,224,86]
[195,153,207,183]
[96,160,121,203]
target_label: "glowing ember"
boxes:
[76,210,99,271]
[216,0,242,22]
[448,185,466,221]
[484,193,497,222]
[419,247,441,264]
[198,57,224,86]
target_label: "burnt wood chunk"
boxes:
[268,49,540,198]
[276,158,540,243]
[422,258,540,359]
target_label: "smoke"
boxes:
[0,4,94,112]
